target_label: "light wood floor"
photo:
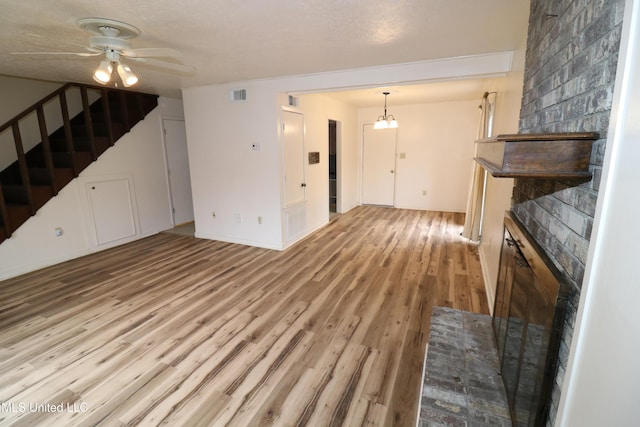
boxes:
[0,206,488,426]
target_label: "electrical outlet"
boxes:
[235,213,242,224]
[258,216,263,224]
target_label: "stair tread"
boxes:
[6,202,32,209]
[27,167,74,187]
[39,138,112,153]
[3,183,55,189]
[28,166,73,172]
[3,204,31,236]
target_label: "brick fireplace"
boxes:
[511,0,624,423]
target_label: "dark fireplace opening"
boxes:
[492,212,568,426]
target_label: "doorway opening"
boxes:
[329,120,339,220]
[162,118,194,234]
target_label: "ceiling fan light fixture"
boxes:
[93,60,113,84]
[117,63,138,87]
[14,18,192,89]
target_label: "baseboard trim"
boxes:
[194,232,283,251]
[0,248,90,281]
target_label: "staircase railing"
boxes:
[0,82,157,242]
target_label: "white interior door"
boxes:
[163,119,194,226]
[283,110,305,207]
[86,177,138,246]
[362,124,397,206]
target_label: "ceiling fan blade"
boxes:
[11,51,101,57]
[121,47,181,58]
[129,57,195,74]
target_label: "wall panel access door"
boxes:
[85,176,139,246]
[362,124,397,206]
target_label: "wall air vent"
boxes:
[230,89,247,102]
[288,95,299,107]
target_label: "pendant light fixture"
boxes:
[373,91,398,129]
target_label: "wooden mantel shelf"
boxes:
[474,132,599,179]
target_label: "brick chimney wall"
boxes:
[513,0,625,424]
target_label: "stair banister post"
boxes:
[80,86,98,160]
[0,180,11,237]
[101,89,115,146]
[119,92,131,132]
[135,93,145,121]
[59,89,78,176]
[36,105,58,195]
[11,123,35,214]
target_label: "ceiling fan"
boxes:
[12,18,194,87]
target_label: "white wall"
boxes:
[0,95,183,280]
[358,100,479,212]
[477,50,526,311]
[182,89,357,250]
[182,53,516,250]
[557,0,640,424]
[183,83,284,249]
[292,94,359,231]
[0,76,62,120]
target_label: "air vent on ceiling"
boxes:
[288,95,299,107]
[230,89,247,102]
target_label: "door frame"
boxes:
[328,119,341,214]
[361,123,398,207]
[281,108,306,208]
[161,117,194,227]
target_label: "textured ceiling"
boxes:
[0,0,530,103]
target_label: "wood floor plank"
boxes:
[0,206,488,426]
[305,342,375,426]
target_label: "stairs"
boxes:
[0,83,158,245]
